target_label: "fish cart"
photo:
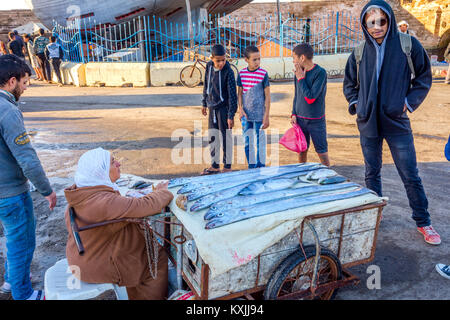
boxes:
[160,164,388,300]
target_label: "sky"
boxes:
[0,0,306,11]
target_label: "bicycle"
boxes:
[180,51,239,88]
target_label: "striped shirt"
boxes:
[237,67,270,121]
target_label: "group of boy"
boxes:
[201,0,441,248]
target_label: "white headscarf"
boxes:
[74,148,119,191]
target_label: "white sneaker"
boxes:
[0,281,11,294]
[435,264,450,280]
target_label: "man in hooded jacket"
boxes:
[343,0,440,245]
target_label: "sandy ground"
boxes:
[0,78,449,300]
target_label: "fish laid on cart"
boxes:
[185,165,324,201]
[205,188,375,229]
[168,162,319,188]
[205,182,360,221]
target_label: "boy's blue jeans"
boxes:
[360,133,431,227]
[0,191,35,300]
[242,117,266,169]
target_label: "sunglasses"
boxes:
[365,18,388,29]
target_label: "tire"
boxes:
[180,65,202,88]
[264,245,342,300]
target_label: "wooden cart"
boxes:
[156,199,387,300]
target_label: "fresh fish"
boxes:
[189,183,252,212]
[238,177,305,196]
[177,163,321,194]
[306,169,337,181]
[205,188,374,229]
[185,165,323,200]
[205,182,360,220]
[168,162,318,188]
[318,175,347,185]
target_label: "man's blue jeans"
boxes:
[242,117,266,169]
[360,133,431,227]
[0,192,35,300]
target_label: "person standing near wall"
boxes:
[32,29,51,83]
[45,36,64,86]
[23,34,44,82]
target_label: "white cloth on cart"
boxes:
[117,174,385,277]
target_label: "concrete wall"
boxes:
[85,62,150,87]
[51,62,87,87]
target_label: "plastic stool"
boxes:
[44,259,128,300]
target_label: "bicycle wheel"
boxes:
[264,245,342,300]
[180,65,202,88]
[230,63,239,81]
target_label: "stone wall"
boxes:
[228,0,449,49]
[0,9,39,43]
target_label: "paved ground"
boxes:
[0,78,449,300]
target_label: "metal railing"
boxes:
[52,12,363,63]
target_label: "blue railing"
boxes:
[52,12,363,63]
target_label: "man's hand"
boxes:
[290,115,297,126]
[262,114,270,129]
[202,107,208,116]
[45,192,57,211]
[227,119,234,129]
[294,63,305,81]
[154,181,169,191]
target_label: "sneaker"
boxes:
[435,264,450,280]
[0,282,11,294]
[417,225,441,245]
[26,290,45,300]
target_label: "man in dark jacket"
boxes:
[201,44,238,174]
[343,0,440,245]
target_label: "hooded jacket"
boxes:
[202,60,238,119]
[343,0,432,138]
[0,90,52,198]
[64,184,173,288]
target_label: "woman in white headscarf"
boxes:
[63,148,174,300]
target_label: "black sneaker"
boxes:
[435,264,450,280]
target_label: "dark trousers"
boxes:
[208,107,232,169]
[50,58,62,83]
[360,132,430,227]
[36,53,51,81]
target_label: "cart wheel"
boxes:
[180,65,202,87]
[264,245,342,300]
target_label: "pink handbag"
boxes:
[279,123,308,153]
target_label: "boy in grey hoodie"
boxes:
[0,55,56,300]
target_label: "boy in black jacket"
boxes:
[201,44,237,174]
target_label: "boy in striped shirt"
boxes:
[290,43,330,166]
[237,46,270,168]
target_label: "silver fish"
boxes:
[205,182,360,220]
[189,183,252,212]
[318,175,348,185]
[238,177,304,196]
[205,188,374,229]
[306,169,337,181]
[178,163,321,194]
[168,162,317,188]
[185,165,324,200]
